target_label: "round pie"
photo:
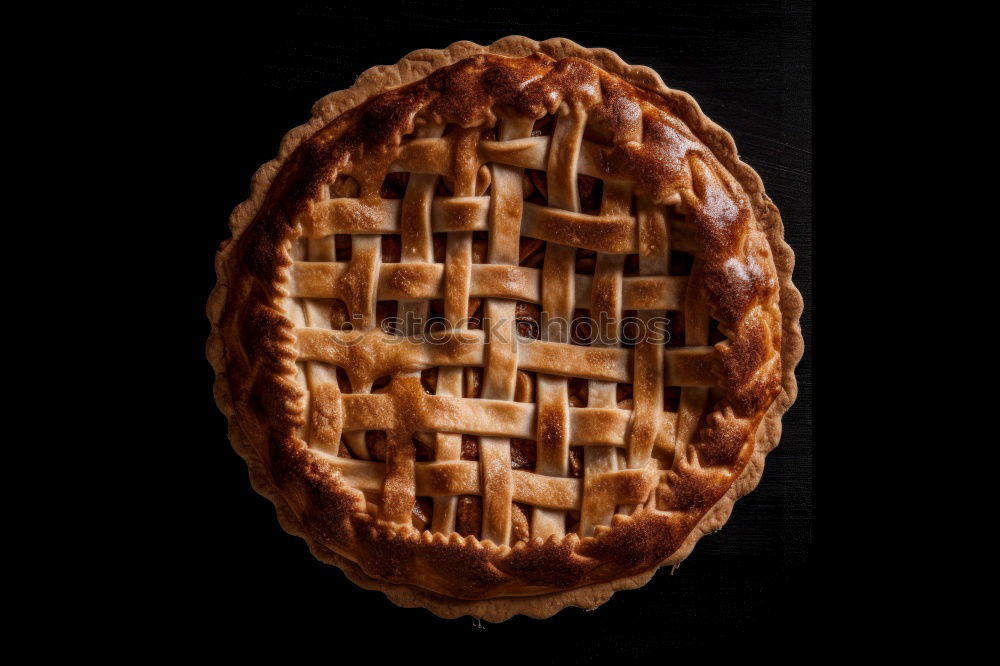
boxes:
[207,36,803,620]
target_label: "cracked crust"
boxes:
[207,36,803,621]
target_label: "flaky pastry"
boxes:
[207,36,803,621]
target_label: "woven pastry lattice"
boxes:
[288,94,734,545]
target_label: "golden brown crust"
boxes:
[207,36,803,620]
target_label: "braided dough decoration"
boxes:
[208,36,803,621]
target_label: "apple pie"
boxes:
[207,36,803,620]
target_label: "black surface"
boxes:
[167,1,812,655]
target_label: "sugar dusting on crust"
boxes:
[211,39,792,605]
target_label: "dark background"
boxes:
[168,0,812,656]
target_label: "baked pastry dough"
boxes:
[208,36,803,620]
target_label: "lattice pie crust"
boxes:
[208,36,803,621]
